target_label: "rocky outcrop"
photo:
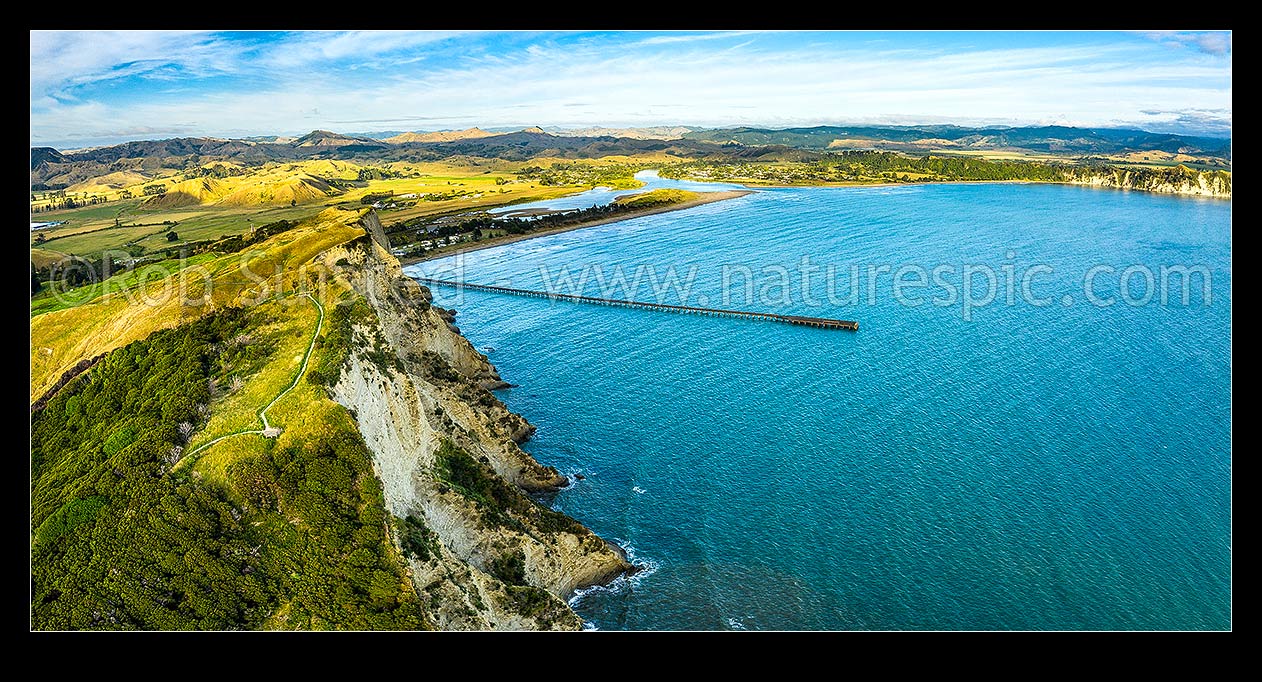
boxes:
[322,212,630,630]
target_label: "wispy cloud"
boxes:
[1137,30,1232,56]
[260,30,477,68]
[30,30,239,100]
[30,31,1233,148]
[637,31,767,45]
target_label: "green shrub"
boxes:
[398,514,440,562]
[31,309,429,630]
[33,496,107,547]
[502,585,553,618]
[433,439,586,536]
[486,550,527,585]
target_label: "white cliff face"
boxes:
[1064,168,1231,198]
[323,213,629,630]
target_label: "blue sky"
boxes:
[30,30,1231,149]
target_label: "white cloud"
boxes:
[1137,30,1232,56]
[637,31,766,45]
[260,30,477,69]
[30,30,237,99]
[29,32,1233,147]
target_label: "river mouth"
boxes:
[487,169,745,217]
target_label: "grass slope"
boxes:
[30,207,366,402]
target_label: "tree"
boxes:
[166,231,180,242]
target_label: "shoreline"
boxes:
[399,189,752,265]
[398,172,1229,268]
[673,176,1229,199]
[738,178,1039,189]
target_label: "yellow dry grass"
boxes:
[31,156,682,257]
[143,177,233,208]
[30,248,68,268]
[66,170,150,192]
[188,278,359,486]
[137,167,349,209]
[384,128,495,144]
[219,174,338,206]
[29,207,368,402]
[288,159,362,179]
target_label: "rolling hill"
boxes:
[66,170,151,192]
[31,147,67,169]
[682,124,1232,161]
[218,173,339,206]
[136,168,345,209]
[293,129,387,149]
[31,123,1233,192]
[141,177,232,208]
[384,127,496,143]
[552,126,701,140]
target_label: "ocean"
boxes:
[406,179,1231,630]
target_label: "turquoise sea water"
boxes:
[407,182,1231,630]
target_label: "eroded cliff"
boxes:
[1064,166,1231,198]
[321,212,629,630]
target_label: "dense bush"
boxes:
[31,309,428,630]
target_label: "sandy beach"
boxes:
[399,189,752,265]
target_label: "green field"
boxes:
[184,293,327,482]
[30,160,617,256]
[31,253,219,318]
[34,202,323,256]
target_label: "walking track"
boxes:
[183,293,325,460]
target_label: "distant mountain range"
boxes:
[384,127,497,144]
[682,124,1232,159]
[292,129,387,149]
[549,126,705,140]
[31,123,1230,189]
